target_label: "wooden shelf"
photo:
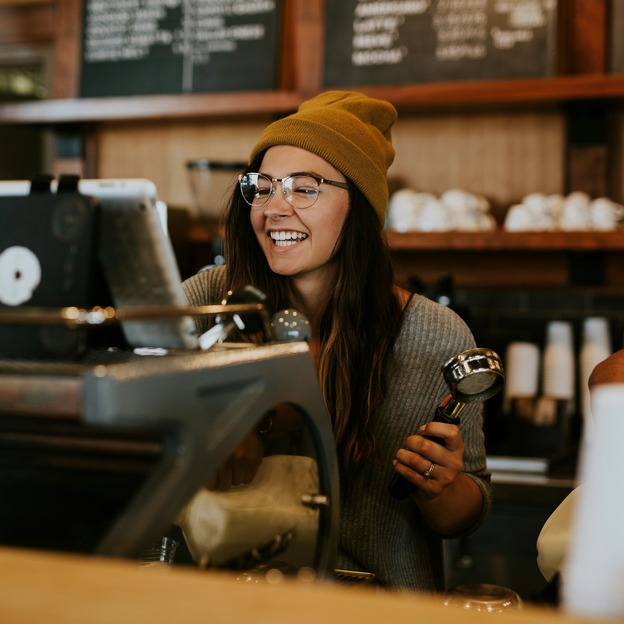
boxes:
[385,229,624,252]
[0,90,304,124]
[3,74,624,125]
[385,230,624,290]
[184,224,624,252]
[360,74,624,110]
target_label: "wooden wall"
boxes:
[94,109,567,220]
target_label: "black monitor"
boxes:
[0,178,196,358]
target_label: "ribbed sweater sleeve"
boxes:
[182,265,229,334]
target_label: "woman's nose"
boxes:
[264,185,293,216]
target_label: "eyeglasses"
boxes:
[238,172,350,209]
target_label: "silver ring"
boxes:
[423,463,435,479]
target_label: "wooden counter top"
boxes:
[0,547,617,624]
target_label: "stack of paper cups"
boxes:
[579,317,611,428]
[563,384,624,617]
[542,321,575,401]
[504,341,540,408]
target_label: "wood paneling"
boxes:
[391,249,568,289]
[94,119,272,209]
[390,110,565,215]
[0,1,52,5]
[91,108,565,219]
[0,2,55,44]
[52,0,81,99]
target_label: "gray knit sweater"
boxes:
[182,265,492,594]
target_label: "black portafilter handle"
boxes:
[389,347,504,501]
[389,396,464,500]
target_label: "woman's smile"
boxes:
[269,229,309,247]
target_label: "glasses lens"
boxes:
[240,173,272,206]
[284,175,320,208]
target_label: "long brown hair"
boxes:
[224,154,403,476]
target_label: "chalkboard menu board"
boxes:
[324,0,558,87]
[80,0,282,98]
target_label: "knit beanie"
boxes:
[249,91,397,226]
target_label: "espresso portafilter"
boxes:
[389,347,505,500]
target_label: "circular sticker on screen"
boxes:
[0,246,42,306]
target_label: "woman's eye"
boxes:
[294,186,318,196]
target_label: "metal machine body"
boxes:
[0,342,339,577]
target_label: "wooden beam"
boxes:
[52,0,82,99]
[560,0,608,74]
[0,3,55,45]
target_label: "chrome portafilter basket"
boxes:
[440,347,505,417]
[390,347,504,500]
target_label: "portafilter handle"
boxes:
[389,347,504,501]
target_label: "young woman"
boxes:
[182,91,491,592]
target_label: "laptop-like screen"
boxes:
[0,178,198,356]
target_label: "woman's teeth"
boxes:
[270,231,308,247]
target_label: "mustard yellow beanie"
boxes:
[249,90,397,226]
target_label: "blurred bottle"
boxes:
[432,273,470,323]
[186,160,247,225]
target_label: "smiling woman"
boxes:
[182,91,491,593]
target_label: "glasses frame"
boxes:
[238,171,350,209]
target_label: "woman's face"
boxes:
[249,145,350,284]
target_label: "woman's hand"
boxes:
[207,431,264,491]
[393,421,464,497]
[393,421,482,535]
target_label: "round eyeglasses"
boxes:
[238,172,350,209]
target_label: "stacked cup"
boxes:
[503,341,540,418]
[579,317,611,432]
[542,321,575,402]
